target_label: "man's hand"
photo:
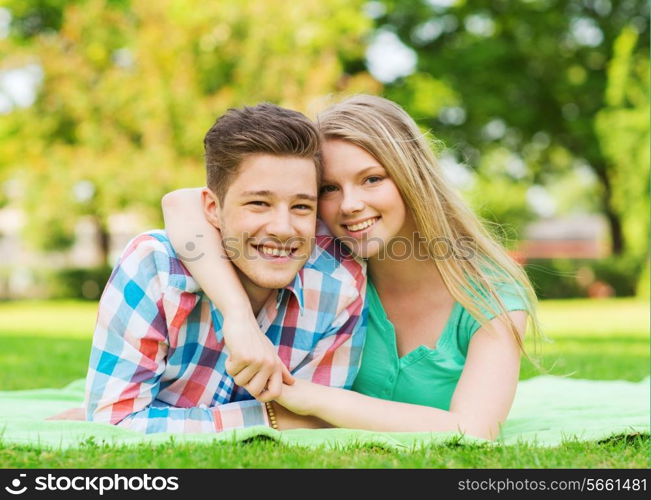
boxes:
[222,313,294,402]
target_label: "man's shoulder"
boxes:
[302,233,366,294]
[118,230,200,293]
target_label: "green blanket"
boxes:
[0,376,648,450]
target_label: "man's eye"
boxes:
[319,185,338,195]
[293,204,313,211]
[247,201,269,206]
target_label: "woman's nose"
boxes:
[340,189,365,215]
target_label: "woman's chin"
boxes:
[339,239,384,260]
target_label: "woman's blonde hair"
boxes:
[317,94,540,352]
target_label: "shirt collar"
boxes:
[207,270,305,325]
[278,271,305,312]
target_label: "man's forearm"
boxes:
[91,398,270,434]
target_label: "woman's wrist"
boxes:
[306,383,329,417]
[270,400,327,430]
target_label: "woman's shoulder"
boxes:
[465,264,530,315]
[316,218,333,237]
[453,274,530,349]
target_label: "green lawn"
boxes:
[0,297,648,468]
[520,298,650,381]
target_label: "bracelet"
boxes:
[264,401,278,430]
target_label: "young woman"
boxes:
[162,95,539,440]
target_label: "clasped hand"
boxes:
[222,314,294,402]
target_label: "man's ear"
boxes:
[201,187,222,229]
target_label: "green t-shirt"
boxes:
[352,279,528,411]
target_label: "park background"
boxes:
[0,0,648,467]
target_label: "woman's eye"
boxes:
[365,176,383,184]
[319,185,338,195]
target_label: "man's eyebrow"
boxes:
[240,190,273,197]
[240,190,317,202]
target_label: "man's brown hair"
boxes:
[204,103,321,201]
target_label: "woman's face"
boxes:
[318,139,413,259]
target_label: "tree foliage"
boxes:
[594,26,649,262]
[1,0,648,286]
[378,0,649,255]
[0,0,376,261]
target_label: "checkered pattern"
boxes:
[85,230,366,434]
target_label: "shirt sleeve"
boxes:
[460,279,529,348]
[291,272,368,390]
[84,232,270,434]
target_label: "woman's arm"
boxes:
[162,188,246,310]
[275,311,527,440]
[270,402,332,430]
[162,188,293,401]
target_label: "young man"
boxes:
[84,104,366,433]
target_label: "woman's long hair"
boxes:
[317,94,540,352]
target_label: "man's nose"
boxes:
[266,208,295,239]
[340,188,365,215]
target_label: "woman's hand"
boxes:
[274,378,324,416]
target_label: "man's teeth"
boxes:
[260,246,292,257]
[346,218,378,232]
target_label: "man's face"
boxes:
[218,154,317,292]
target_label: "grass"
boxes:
[0,297,648,468]
[1,435,648,468]
[520,298,650,381]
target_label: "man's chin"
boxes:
[251,275,297,290]
[245,264,305,290]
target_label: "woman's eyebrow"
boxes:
[358,165,384,175]
[321,165,384,185]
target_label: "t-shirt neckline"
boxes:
[367,280,461,365]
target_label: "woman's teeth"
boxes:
[260,246,292,257]
[345,218,378,232]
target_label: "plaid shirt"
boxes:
[85,230,366,434]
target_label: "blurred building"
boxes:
[0,207,611,299]
[0,207,148,299]
[514,214,609,261]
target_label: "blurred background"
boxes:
[0,0,648,304]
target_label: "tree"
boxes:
[0,0,377,264]
[377,0,649,255]
[595,26,649,262]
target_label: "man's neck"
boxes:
[235,268,274,316]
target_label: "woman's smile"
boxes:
[340,216,381,236]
